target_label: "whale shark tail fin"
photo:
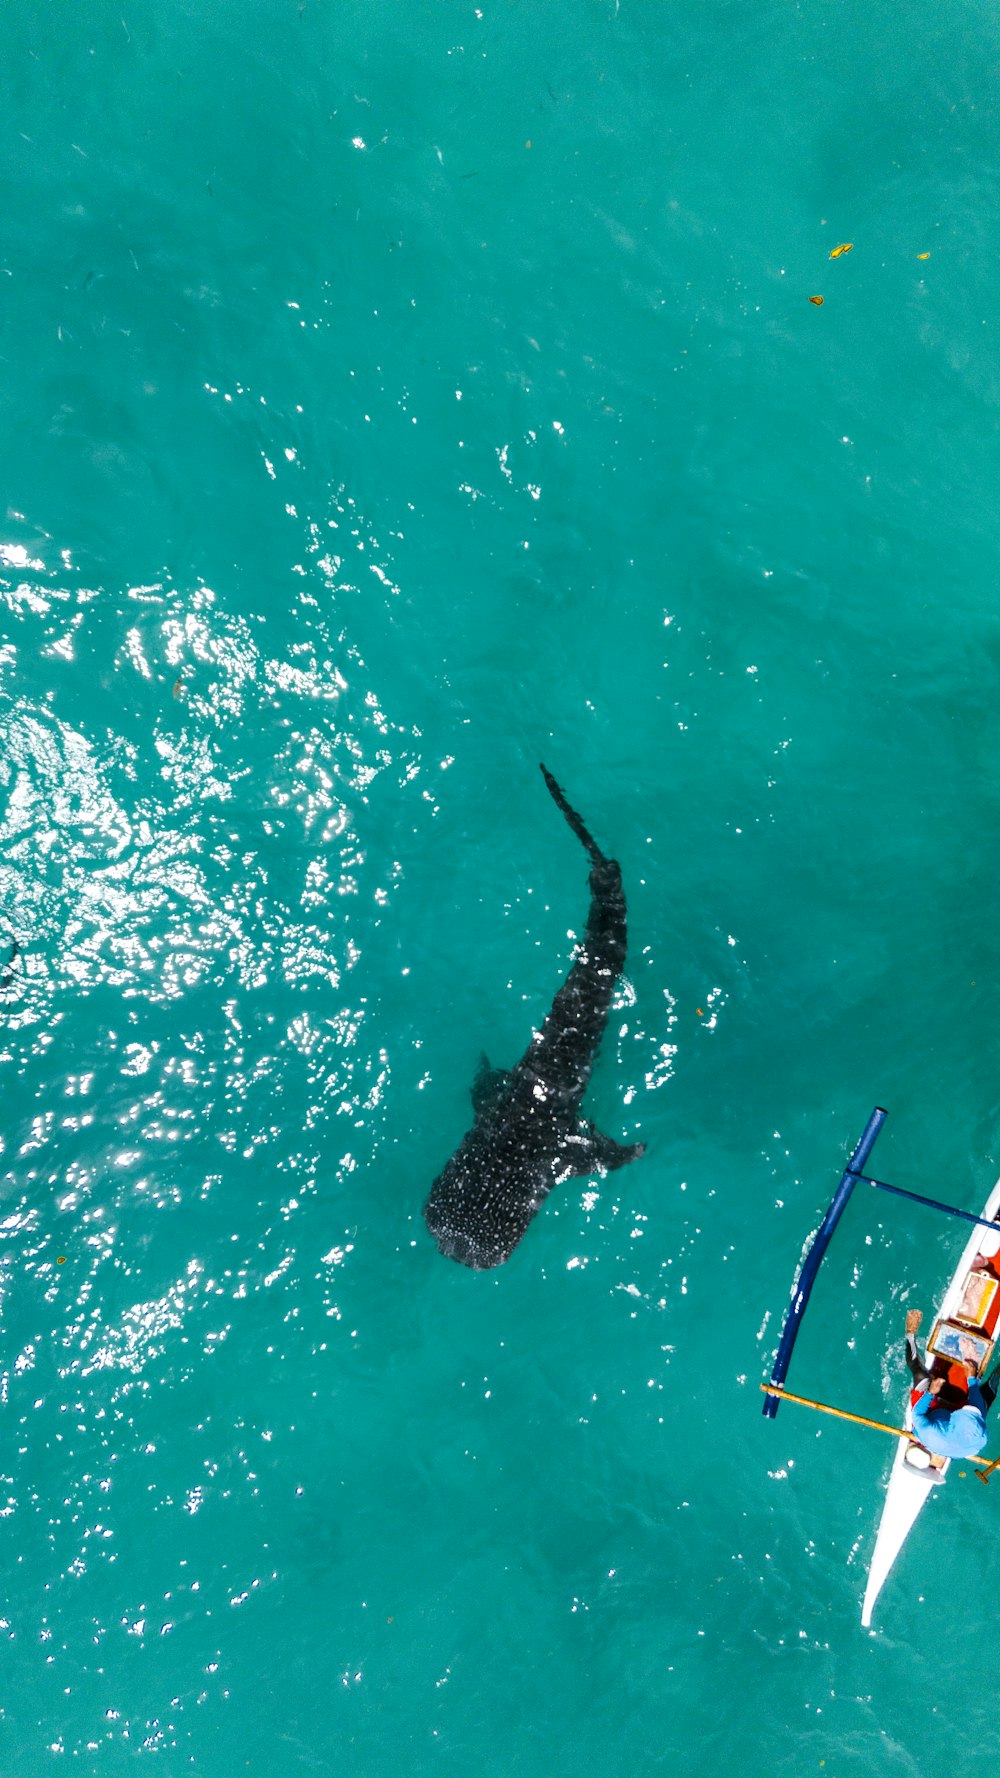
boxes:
[539,763,608,865]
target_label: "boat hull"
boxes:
[861,1176,1000,1627]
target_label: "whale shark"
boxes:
[423,764,644,1269]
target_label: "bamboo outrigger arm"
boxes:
[760,1382,998,1476]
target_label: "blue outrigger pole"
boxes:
[762,1107,888,1419]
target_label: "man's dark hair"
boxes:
[935,1381,969,1412]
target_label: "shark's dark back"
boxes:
[423,765,641,1269]
[521,853,625,1103]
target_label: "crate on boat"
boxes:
[954,1268,1000,1334]
[927,1318,993,1372]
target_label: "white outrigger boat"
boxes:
[762,1109,1000,1629]
[861,1175,1000,1626]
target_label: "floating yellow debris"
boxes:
[57,1257,66,1265]
[829,243,853,258]
[917,251,931,259]
[808,295,824,306]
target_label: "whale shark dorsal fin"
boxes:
[472,1053,512,1119]
[569,1121,646,1177]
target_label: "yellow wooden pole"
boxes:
[759,1382,996,1472]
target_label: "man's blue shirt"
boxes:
[912,1383,988,1457]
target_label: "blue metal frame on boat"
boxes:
[849,1170,1000,1234]
[762,1107,887,1419]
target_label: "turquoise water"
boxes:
[3,0,1000,1768]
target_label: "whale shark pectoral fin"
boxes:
[471,1053,512,1119]
[569,1121,645,1176]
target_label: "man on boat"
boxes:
[904,1310,997,1458]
